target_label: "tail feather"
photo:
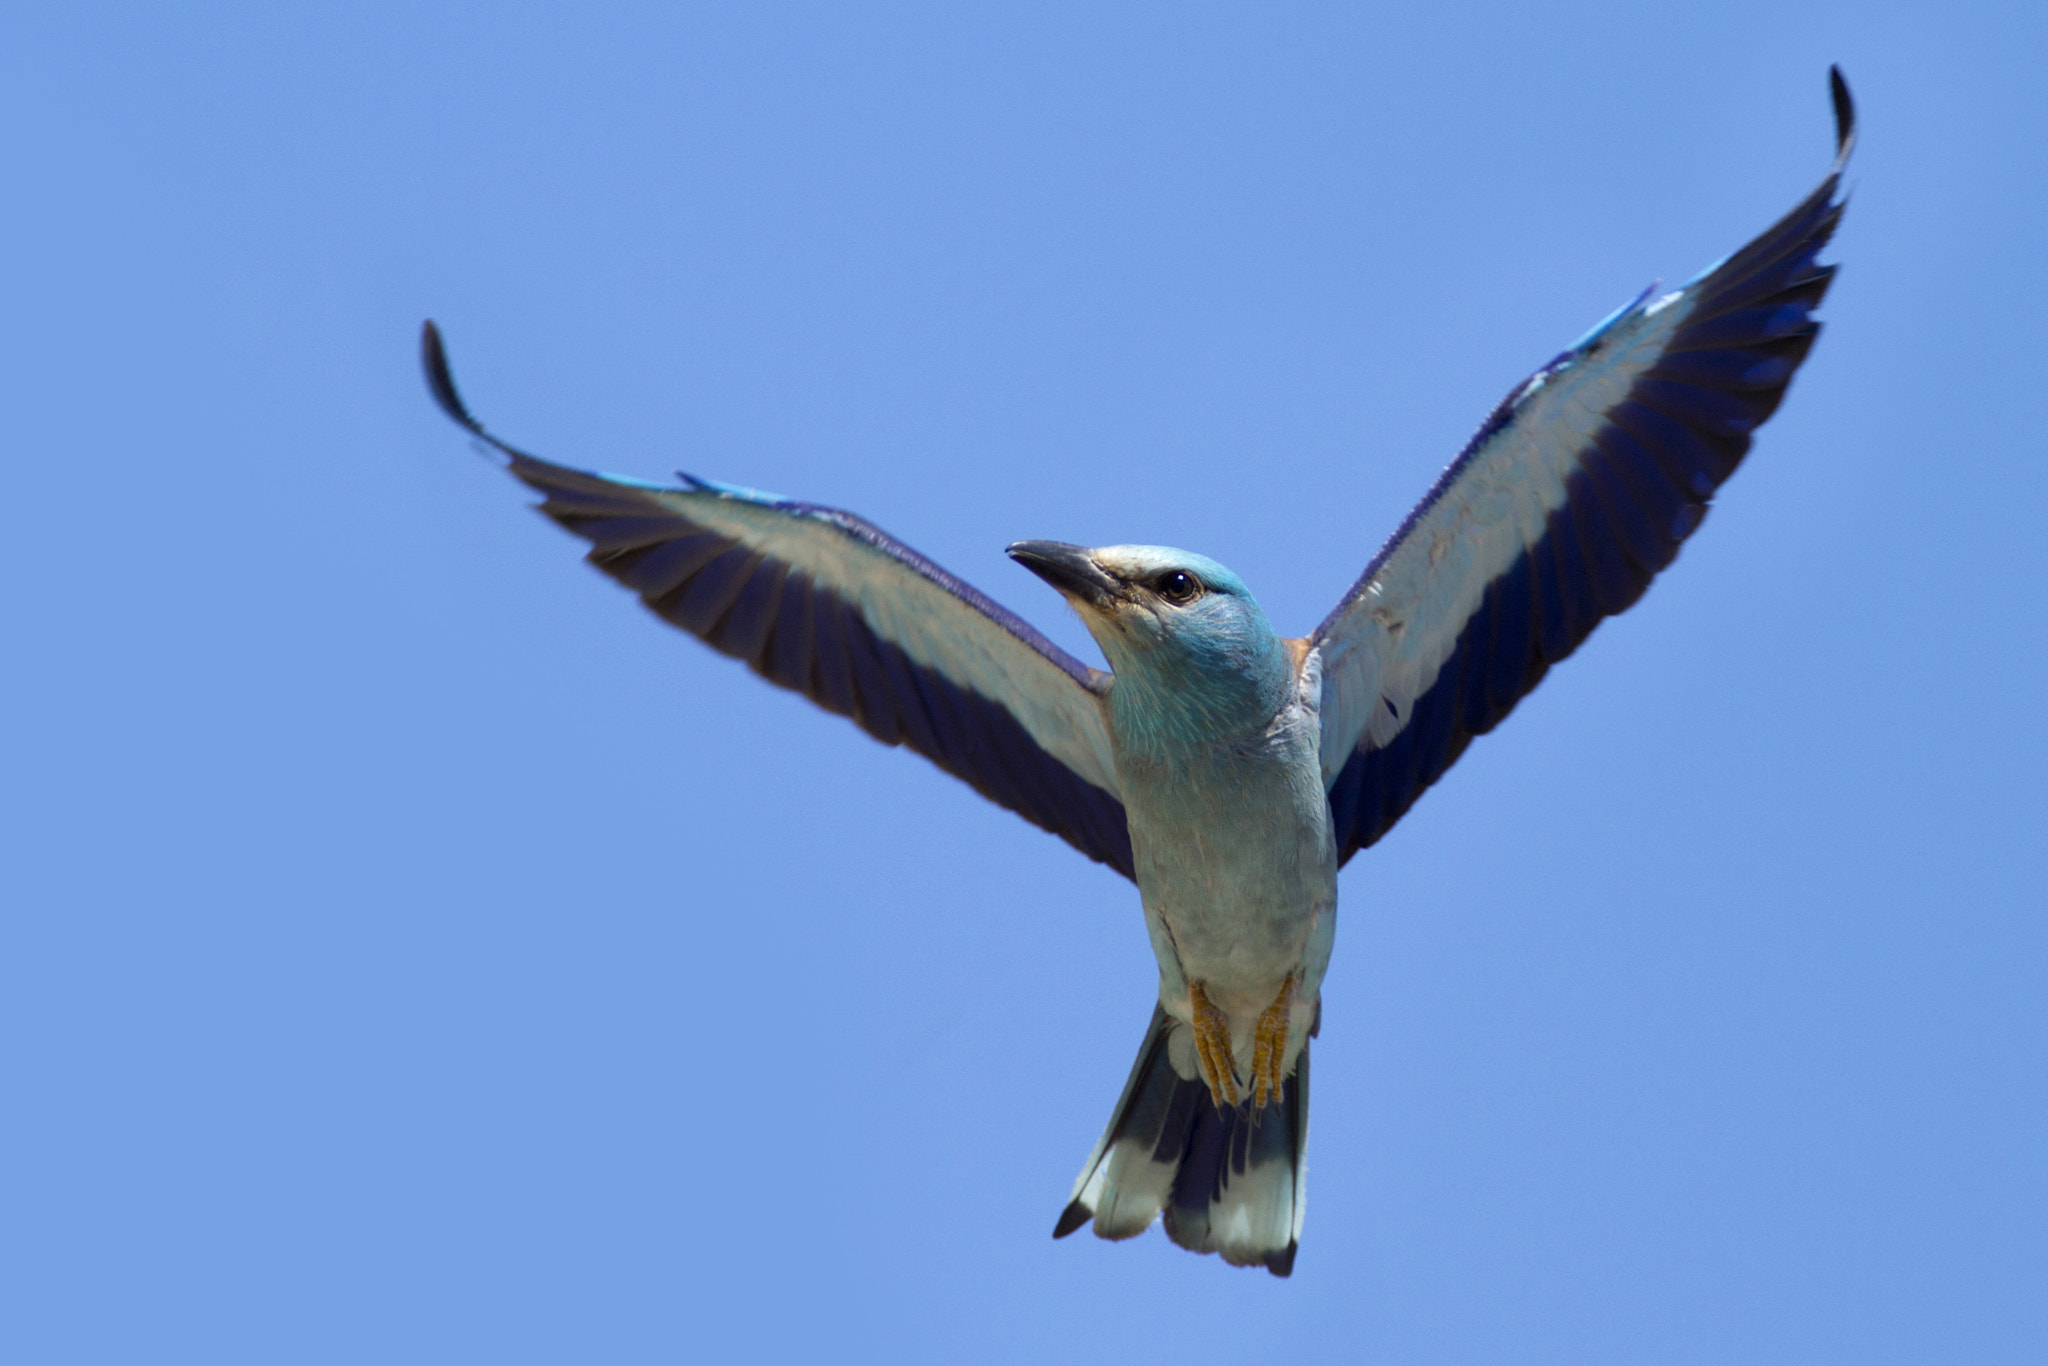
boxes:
[1055,1006,1309,1277]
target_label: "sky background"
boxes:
[4,3,2045,1362]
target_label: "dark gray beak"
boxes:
[1007,541,1118,607]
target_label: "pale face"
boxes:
[1075,545,1257,655]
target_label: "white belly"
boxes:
[1115,682,1339,1066]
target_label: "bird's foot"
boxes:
[1187,981,1239,1110]
[1251,975,1297,1111]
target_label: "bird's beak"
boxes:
[1007,541,1118,609]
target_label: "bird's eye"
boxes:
[1153,570,1203,605]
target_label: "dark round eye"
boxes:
[1153,570,1203,605]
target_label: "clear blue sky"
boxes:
[5,3,2044,1362]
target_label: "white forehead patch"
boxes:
[1092,545,1245,595]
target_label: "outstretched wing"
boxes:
[1316,69,1855,864]
[422,323,1134,879]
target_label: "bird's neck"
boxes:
[1105,629,1295,759]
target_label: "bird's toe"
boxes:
[1251,975,1297,1111]
[1187,981,1240,1109]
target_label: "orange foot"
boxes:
[1187,981,1239,1109]
[1251,975,1298,1111]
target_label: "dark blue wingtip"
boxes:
[420,320,483,435]
[419,320,534,464]
[1828,66,1856,167]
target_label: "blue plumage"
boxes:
[424,69,1855,1278]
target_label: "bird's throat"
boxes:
[1103,630,1295,758]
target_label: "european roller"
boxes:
[423,72,1854,1277]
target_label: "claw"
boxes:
[1251,975,1297,1110]
[1187,981,1239,1109]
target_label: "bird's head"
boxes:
[1007,540,1293,743]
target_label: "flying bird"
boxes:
[423,70,1855,1277]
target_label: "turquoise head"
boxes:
[1008,541,1293,750]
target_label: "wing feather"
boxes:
[1316,69,1855,864]
[423,324,1134,878]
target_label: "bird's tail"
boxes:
[1054,1005,1309,1277]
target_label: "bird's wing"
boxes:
[422,325,1135,879]
[1314,69,1855,865]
